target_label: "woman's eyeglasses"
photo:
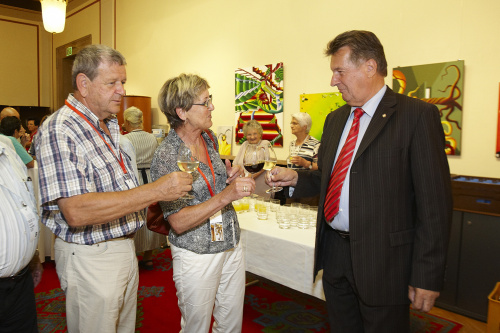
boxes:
[192,95,213,108]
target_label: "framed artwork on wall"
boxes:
[299,92,345,141]
[393,60,464,155]
[216,126,233,156]
[235,62,284,147]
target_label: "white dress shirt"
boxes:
[0,142,39,277]
[329,85,387,232]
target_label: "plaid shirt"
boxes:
[36,94,143,245]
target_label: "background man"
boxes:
[0,116,35,168]
[26,118,39,142]
[0,141,42,333]
[36,44,192,333]
[0,107,29,149]
[268,30,452,332]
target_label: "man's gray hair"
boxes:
[72,44,126,90]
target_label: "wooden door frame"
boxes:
[55,34,92,109]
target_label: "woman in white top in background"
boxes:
[123,106,164,270]
[233,120,271,198]
[288,112,320,171]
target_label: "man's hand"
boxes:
[156,171,193,201]
[408,286,439,312]
[266,166,298,187]
[29,253,43,288]
[225,159,244,184]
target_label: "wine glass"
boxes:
[263,142,282,193]
[243,143,265,176]
[287,143,300,169]
[176,143,199,200]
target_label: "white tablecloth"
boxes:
[238,211,325,300]
[27,161,55,262]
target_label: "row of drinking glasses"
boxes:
[232,197,318,229]
[276,203,318,229]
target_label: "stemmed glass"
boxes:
[176,143,199,200]
[287,143,300,169]
[263,142,282,193]
[243,143,265,176]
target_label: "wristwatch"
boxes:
[308,161,313,169]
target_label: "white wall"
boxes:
[4,0,497,178]
[112,0,500,178]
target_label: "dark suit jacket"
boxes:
[294,87,452,306]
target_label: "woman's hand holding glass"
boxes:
[177,143,199,200]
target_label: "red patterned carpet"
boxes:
[34,248,463,332]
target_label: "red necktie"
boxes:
[324,108,364,222]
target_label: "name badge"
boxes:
[210,211,224,242]
[20,204,39,242]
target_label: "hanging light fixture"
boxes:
[40,0,68,34]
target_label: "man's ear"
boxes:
[176,107,187,121]
[76,73,90,97]
[365,59,378,78]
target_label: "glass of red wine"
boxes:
[243,143,265,177]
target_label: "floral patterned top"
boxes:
[150,129,240,254]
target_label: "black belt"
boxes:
[332,228,350,240]
[0,265,29,281]
[138,168,149,185]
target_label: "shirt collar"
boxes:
[350,85,387,118]
[66,93,118,127]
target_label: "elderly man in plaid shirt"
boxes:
[36,44,192,333]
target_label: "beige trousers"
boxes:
[54,237,139,333]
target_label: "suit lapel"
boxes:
[354,88,397,161]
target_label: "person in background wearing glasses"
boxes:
[288,112,320,171]
[151,73,255,333]
[233,119,272,197]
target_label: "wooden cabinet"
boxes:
[118,96,152,133]
[436,176,500,322]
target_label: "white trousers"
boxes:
[171,243,245,333]
[54,237,139,333]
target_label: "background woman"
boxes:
[288,112,320,170]
[233,120,271,197]
[123,106,164,270]
[151,73,255,333]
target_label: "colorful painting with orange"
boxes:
[235,62,284,146]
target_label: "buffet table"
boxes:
[238,211,325,300]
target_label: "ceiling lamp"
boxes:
[40,0,68,34]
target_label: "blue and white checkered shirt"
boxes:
[36,94,143,245]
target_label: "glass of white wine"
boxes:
[177,142,199,200]
[263,142,282,193]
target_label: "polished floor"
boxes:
[429,307,487,332]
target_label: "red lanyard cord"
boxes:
[197,137,216,197]
[65,100,127,174]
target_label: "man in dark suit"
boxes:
[268,30,452,332]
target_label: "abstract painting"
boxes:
[393,60,464,155]
[235,62,284,146]
[299,92,346,141]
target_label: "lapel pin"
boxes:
[382,114,386,118]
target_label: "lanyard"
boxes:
[197,137,215,197]
[65,100,127,174]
